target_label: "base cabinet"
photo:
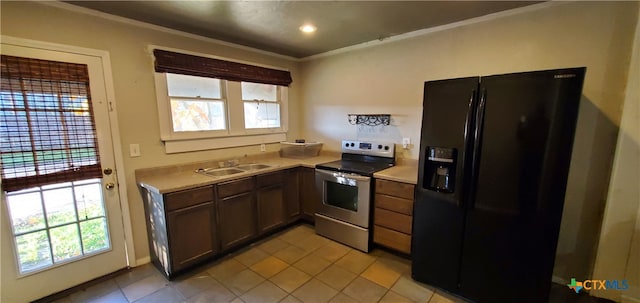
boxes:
[300,167,320,222]
[141,186,217,278]
[140,166,321,278]
[284,168,301,222]
[217,177,257,250]
[257,171,287,234]
[373,179,415,254]
[167,202,217,272]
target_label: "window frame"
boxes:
[5,179,112,275]
[241,81,282,130]
[152,49,290,153]
[164,74,229,137]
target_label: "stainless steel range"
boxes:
[315,140,395,252]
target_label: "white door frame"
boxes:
[0,35,137,270]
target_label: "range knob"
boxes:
[378,144,383,149]
[384,145,390,151]
[345,143,349,147]
[350,142,355,147]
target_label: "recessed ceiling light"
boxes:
[299,24,317,33]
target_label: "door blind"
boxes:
[0,55,102,192]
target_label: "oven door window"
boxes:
[325,181,358,212]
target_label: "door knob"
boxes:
[105,182,115,190]
[103,168,113,175]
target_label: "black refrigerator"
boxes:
[412,67,586,303]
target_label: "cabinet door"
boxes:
[257,184,286,234]
[300,167,320,221]
[167,202,217,273]
[284,168,301,222]
[218,192,257,250]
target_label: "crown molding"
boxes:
[301,1,566,61]
[41,1,300,62]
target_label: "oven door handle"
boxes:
[337,173,370,182]
[316,169,371,182]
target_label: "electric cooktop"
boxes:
[316,140,395,177]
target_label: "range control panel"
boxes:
[342,140,395,158]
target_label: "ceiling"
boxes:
[65,1,541,59]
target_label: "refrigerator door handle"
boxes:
[469,88,487,209]
[463,90,477,148]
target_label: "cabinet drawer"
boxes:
[375,179,415,200]
[218,177,254,198]
[165,186,214,211]
[257,171,285,188]
[373,225,411,254]
[375,194,413,215]
[374,208,412,234]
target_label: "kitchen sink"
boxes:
[236,163,273,170]
[196,167,245,177]
[195,163,274,178]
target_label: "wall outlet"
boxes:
[402,137,411,149]
[129,144,141,157]
[260,144,266,152]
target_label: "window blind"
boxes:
[153,49,293,86]
[0,55,102,192]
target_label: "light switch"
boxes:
[130,144,141,157]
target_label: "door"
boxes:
[0,44,128,302]
[412,77,478,291]
[459,68,585,302]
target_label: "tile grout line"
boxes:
[79,225,428,303]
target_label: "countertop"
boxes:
[136,153,419,194]
[373,159,418,185]
[136,153,340,194]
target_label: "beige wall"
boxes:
[592,5,640,301]
[300,0,638,290]
[0,0,301,269]
[0,0,639,301]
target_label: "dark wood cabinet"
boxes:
[300,167,320,222]
[140,164,329,279]
[167,201,217,272]
[140,186,217,278]
[217,177,257,250]
[257,172,286,234]
[284,168,301,222]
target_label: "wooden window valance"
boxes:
[153,49,292,86]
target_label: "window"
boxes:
[5,180,109,273]
[0,55,111,274]
[167,74,226,132]
[152,48,291,153]
[242,82,281,129]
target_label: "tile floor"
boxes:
[47,223,609,303]
[49,224,466,303]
